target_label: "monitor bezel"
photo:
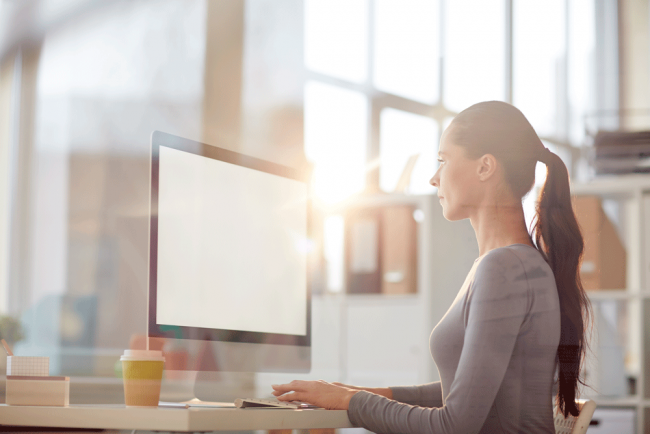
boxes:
[148,130,311,347]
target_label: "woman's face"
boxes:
[429,126,484,221]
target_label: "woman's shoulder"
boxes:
[477,244,547,272]
[472,244,551,295]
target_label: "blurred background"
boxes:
[0,0,649,432]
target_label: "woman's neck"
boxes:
[470,199,533,257]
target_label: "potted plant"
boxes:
[0,316,24,373]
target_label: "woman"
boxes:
[272,101,592,434]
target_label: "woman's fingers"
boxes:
[272,382,296,392]
[276,391,304,402]
[272,380,309,395]
[269,380,356,410]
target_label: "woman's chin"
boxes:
[442,207,465,222]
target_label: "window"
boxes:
[304,81,368,204]
[305,0,602,203]
[380,108,438,194]
[304,0,368,83]
[373,0,440,104]
[567,0,596,145]
[513,0,566,138]
[443,0,507,113]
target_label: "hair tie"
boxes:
[538,147,553,164]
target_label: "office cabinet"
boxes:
[335,194,477,387]
[345,296,424,387]
[570,175,650,434]
[589,408,636,434]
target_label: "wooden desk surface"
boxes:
[0,404,354,432]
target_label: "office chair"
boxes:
[553,399,597,434]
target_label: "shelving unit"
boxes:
[570,174,650,434]
[314,194,478,388]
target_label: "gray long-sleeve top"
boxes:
[347,244,561,434]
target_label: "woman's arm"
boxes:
[272,380,443,411]
[331,382,393,399]
[332,382,444,407]
[389,382,443,407]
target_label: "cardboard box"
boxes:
[6,375,69,406]
[573,196,626,290]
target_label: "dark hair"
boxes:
[448,101,593,418]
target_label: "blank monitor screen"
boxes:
[149,131,310,349]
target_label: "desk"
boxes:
[0,404,354,432]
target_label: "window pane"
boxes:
[305,81,368,203]
[513,0,566,138]
[373,0,440,104]
[444,0,506,113]
[304,0,368,83]
[568,0,595,145]
[380,108,438,195]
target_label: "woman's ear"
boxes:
[477,154,498,181]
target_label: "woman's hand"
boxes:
[271,380,359,410]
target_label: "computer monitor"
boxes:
[148,131,311,374]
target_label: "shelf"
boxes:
[587,290,650,300]
[315,292,420,300]
[571,174,650,196]
[318,192,432,213]
[587,397,650,409]
[342,292,420,300]
[584,396,641,407]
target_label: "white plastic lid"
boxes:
[120,350,165,362]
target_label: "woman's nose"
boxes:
[429,175,439,187]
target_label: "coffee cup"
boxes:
[120,350,165,407]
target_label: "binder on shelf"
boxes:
[345,205,417,295]
[381,206,417,295]
[345,207,382,294]
[573,195,626,290]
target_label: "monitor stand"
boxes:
[152,332,241,407]
[159,371,236,408]
[159,369,260,408]
[151,336,261,408]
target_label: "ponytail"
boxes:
[533,149,593,418]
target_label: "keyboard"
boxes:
[234,398,322,409]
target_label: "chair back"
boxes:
[553,399,597,434]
